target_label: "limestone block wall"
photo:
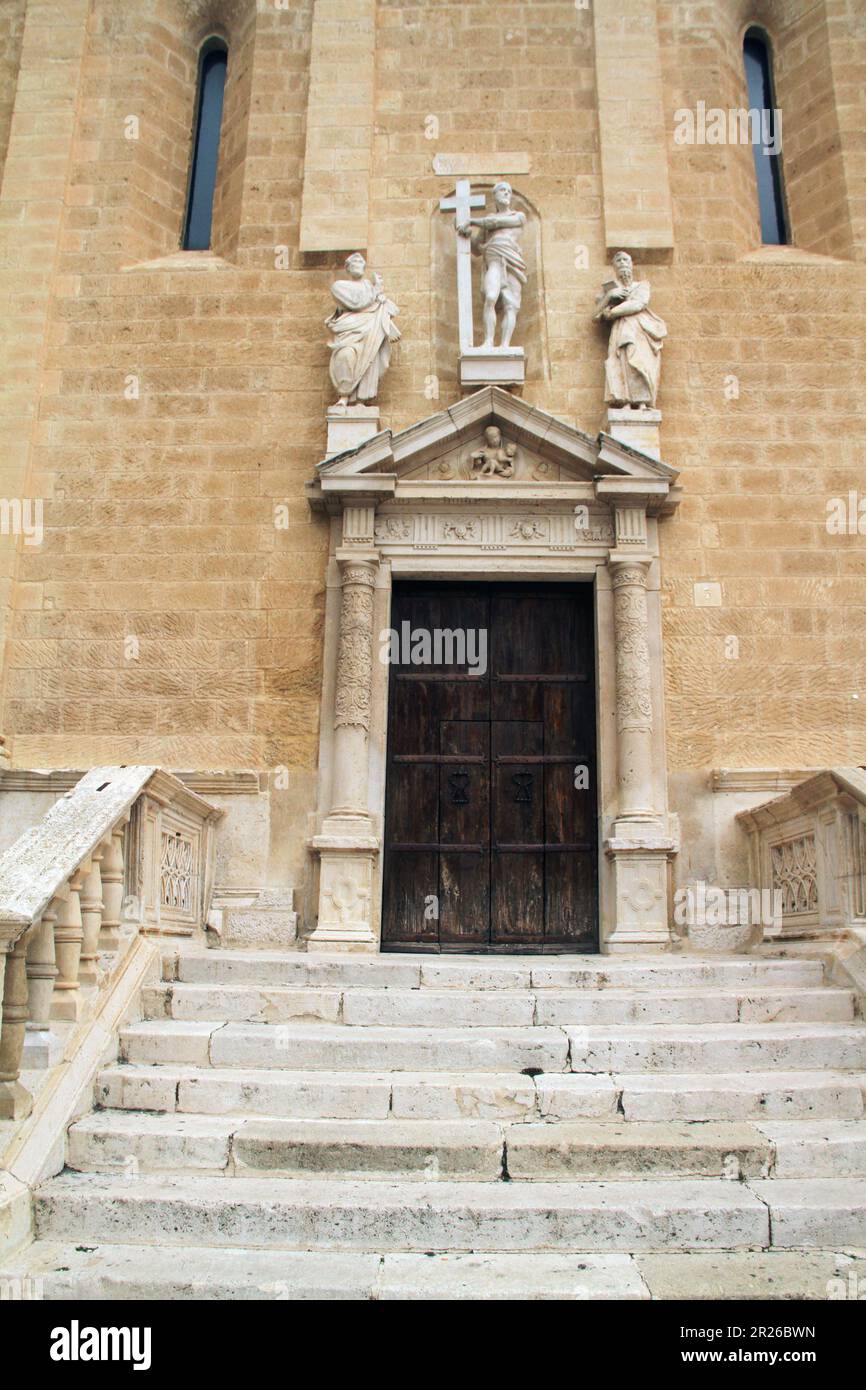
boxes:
[0,0,863,905]
[0,0,26,190]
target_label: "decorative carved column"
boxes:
[610,559,655,823]
[309,543,380,950]
[331,557,377,817]
[604,540,675,952]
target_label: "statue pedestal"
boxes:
[605,407,662,460]
[326,403,381,459]
[460,347,525,391]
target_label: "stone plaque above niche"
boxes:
[433,153,532,177]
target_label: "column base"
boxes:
[22,1028,65,1069]
[604,832,676,953]
[308,828,379,952]
[50,991,84,1023]
[0,1079,33,1121]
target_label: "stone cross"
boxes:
[439,179,486,352]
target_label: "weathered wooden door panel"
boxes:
[491,720,545,946]
[439,720,490,947]
[382,582,597,953]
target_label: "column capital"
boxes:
[608,554,652,585]
[336,551,379,581]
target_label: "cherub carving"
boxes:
[470,425,517,478]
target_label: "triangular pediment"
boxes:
[315,387,676,485]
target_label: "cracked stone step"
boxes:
[753,1120,866,1177]
[616,1071,866,1122]
[505,1122,773,1180]
[142,984,345,1025]
[68,1112,235,1174]
[33,1173,771,1251]
[232,1118,504,1179]
[634,1250,866,1300]
[171,950,825,993]
[567,1023,866,1073]
[97,1065,396,1119]
[169,951,423,990]
[528,959,826,990]
[0,1242,651,1300]
[68,1112,506,1180]
[534,987,852,1026]
[389,1072,541,1120]
[747,1178,866,1248]
[117,1019,866,1073]
[96,1065,545,1121]
[142,981,854,1027]
[207,1023,570,1073]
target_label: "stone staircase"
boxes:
[4,949,866,1299]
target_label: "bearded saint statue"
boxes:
[325,253,401,407]
[594,251,667,409]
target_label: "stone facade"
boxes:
[0,0,865,939]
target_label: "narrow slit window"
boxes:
[182,39,228,251]
[743,27,788,245]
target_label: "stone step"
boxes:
[748,1178,866,1249]
[632,1250,866,1301]
[531,988,851,1026]
[68,1112,506,1181]
[96,1065,546,1121]
[119,1021,571,1072]
[753,1120,866,1178]
[33,1172,771,1250]
[141,981,853,1027]
[96,1063,865,1127]
[118,1019,866,1074]
[567,1023,866,1073]
[615,1071,866,1122]
[76,1111,858,1182]
[170,949,826,993]
[505,1122,774,1180]
[6,1240,864,1301]
[0,1242,653,1300]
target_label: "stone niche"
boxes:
[432,185,548,387]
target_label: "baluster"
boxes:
[51,867,86,1022]
[99,823,125,950]
[79,849,104,986]
[0,934,33,1120]
[25,899,59,1067]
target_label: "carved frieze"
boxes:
[369,511,613,551]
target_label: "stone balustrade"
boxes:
[736,769,866,941]
[0,767,221,1120]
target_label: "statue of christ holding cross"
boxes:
[458,182,527,349]
[439,180,527,355]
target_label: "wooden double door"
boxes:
[382,582,598,953]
